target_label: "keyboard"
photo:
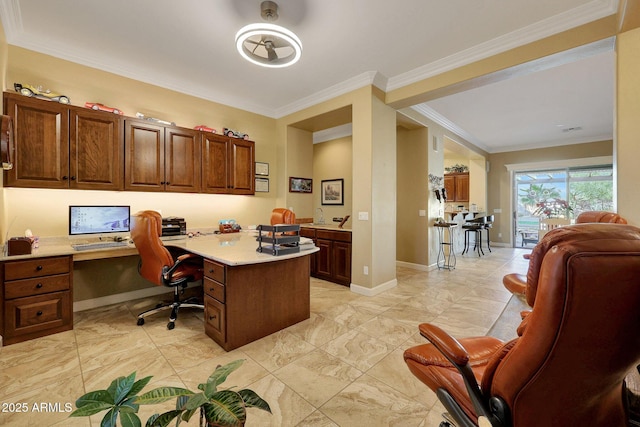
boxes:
[71,241,129,251]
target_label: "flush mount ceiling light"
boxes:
[235,1,302,68]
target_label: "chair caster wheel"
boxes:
[167,322,175,330]
[439,422,452,427]
[137,318,145,326]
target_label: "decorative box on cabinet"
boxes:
[301,227,352,286]
[202,133,255,195]
[444,172,469,202]
[124,119,201,193]
[1,256,73,345]
[3,92,123,190]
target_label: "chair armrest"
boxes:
[418,323,496,425]
[162,253,202,283]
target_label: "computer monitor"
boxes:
[69,205,131,236]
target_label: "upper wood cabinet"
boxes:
[202,133,255,195]
[124,119,201,193]
[444,172,469,202]
[3,92,123,190]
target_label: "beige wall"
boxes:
[2,45,280,241]
[313,136,353,226]
[487,140,614,245]
[396,127,429,266]
[616,26,640,226]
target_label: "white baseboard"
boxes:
[73,282,200,312]
[350,278,398,296]
[395,260,437,271]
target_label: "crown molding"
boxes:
[387,0,619,92]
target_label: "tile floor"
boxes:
[0,247,530,427]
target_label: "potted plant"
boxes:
[70,359,271,427]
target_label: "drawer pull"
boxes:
[36,283,43,288]
[36,265,43,271]
[209,314,217,320]
[209,288,214,292]
[37,311,43,316]
[209,268,215,273]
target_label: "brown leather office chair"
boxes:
[131,210,204,330]
[405,223,640,427]
[504,211,628,298]
[270,208,296,225]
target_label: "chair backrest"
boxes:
[131,210,174,286]
[576,210,627,224]
[270,208,296,225]
[487,223,640,426]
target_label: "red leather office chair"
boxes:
[405,223,640,427]
[270,208,296,225]
[131,210,204,330]
[504,211,628,298]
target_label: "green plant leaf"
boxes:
[144,410,182,427]
[75,389,114,408]
[238,389,272,413]
[201,390,246,425]
[70,401,114,417]
[179,406,198,422]
[101,407,119,427]
[205,359,244,389]
[119,396,140,413]
[136,387,194,405]
[119,411,142,427]
[128,375,153,398]
[183,392,209,411]
[107,372,137,404]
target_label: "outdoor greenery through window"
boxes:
[514,165,614,247]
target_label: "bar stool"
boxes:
[483,215,494,253]
[462,216,487,256]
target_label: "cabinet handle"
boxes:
[166,181,170,185]
[70,176,76,180]
[209,288,214,292]
[209,268,215,273]
[36,265,43,271]
[209,314,217,320]
[160,181,166,185]
[36,283,43,288]
[62,176,68,180]
[37,311,43,316]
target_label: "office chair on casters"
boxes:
[405,223,640,427]
[131,210,204,330]
[270,208,296,225]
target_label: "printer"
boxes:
[162,217,187,237]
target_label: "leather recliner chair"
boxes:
[404,223,640,427]
[504,211,628,298]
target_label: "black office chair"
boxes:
[461,216,487,256]
[131,210,204,330]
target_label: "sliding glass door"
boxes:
[513,165,613,247]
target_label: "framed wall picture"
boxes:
[321,178,344,205]
[255,162,269,176]
[289,177,312,193]
[255,177,269,192]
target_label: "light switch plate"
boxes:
[358,212,369,220]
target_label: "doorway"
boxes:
[512,165,614,247]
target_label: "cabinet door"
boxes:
[124,120,164,191]
[229,139,255,194]
[201,133,230,194]
[315,239,333,281]
[165,127,201,193]
[4,94,69,188]
[333,241,352,286]
[444,175,455,202]
[455,174,470,202]
[70,108,123,190]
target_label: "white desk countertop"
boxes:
[1,231,318,265]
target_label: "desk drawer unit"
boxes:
[203,259,226,344]
[1,256,73,345]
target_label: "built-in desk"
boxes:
[1,232,318,350]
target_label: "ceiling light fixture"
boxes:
[235,1,302,68]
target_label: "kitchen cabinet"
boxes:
[301,227,352,286]
[202,133,255,195]
[1,256,73,345]
[444,172,469,202]
[3,92,123,190]
[203,259,226,345]
[124,119,201,192]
